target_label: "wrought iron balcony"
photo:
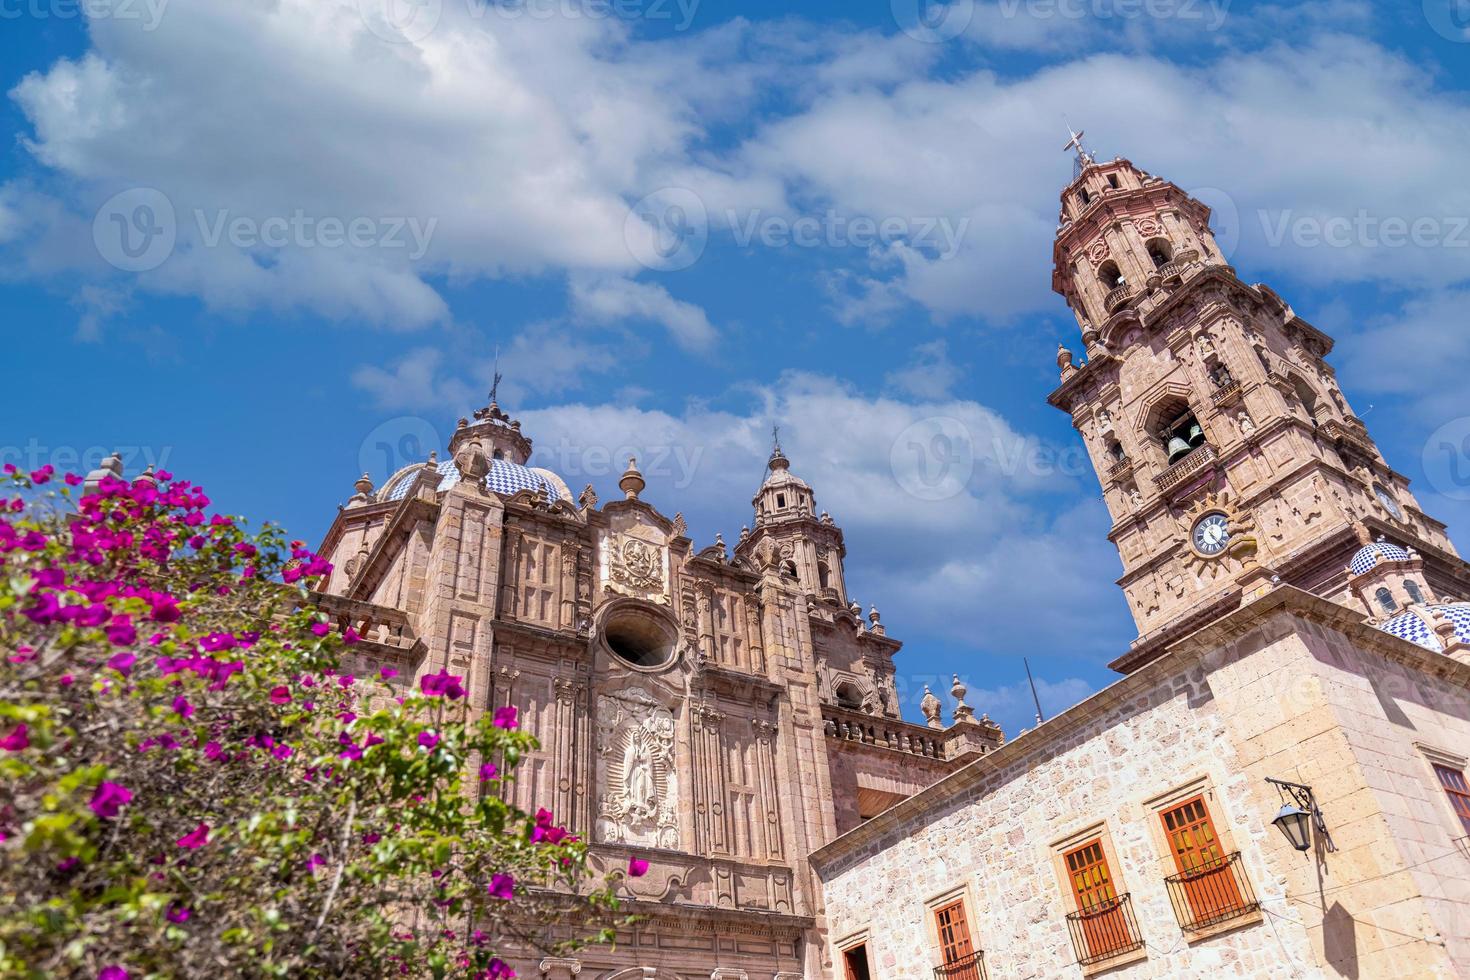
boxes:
[933,950,987,980]
[1065,893,1145,966]
[1164,852,1260,932]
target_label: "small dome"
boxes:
[380,457,568,503]
[1349,541,1413,577]
[1376,603,1470,652]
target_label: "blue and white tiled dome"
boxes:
[380,457,568,503]
[1377,603,1470,652]
[1349,541,1414,576]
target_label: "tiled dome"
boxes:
[380,457,566,503]
[1377,603,1470,652]
[1349,541,1413,577]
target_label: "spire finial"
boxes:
[1063,125,1095,172]
[772,423,781,454]
[489,344,503,407]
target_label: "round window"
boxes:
[601,605,677,670]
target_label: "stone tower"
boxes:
[1046,136,1469,672]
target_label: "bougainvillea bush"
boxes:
[0,464,624,978]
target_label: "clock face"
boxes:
[1192,513,1231,557]
[1376,485,1403,519]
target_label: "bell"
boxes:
[1166,435,1194,463]
[1186,422,1206,447]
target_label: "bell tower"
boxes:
[735,432,848,603]
[1047,132,1468,671]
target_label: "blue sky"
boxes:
[3,0,1470,737]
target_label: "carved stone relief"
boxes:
[596,686,679,849]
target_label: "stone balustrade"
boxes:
[822,705,946,759]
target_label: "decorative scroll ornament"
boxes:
[1087,239,1110,264]
[1136,217,1162,238]
[603,531,667,601]
[595,687,679,848]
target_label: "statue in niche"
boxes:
[596,687,679,848]
[1237,411,1257,435]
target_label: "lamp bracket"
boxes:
[1266,777,1337,853]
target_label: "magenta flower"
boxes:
[487,873,515,900]
[105,617,137,646]
[269,686,291,705]
[343,627,360,645]
[493,705,518,730]
[176,822,211,849]
[106,651,137,677]
[172,695,194,719]
[89,781,133,819]
[627,855,649,878]
[338,674,355,688]
[0,724,28,752]
[380,667,398,680]
[166,904,190,924]
[478,762,498,782]
[310,622,331,637]
[418,731,440,750]
[272,744,293,760]
[204,741,224,761]
[487,960,516,979]
[420,668,465,700]
[97,967,129,980]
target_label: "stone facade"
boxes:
[313,415,1001,978]
[812,590,1470,978]
[810,141,1470,980]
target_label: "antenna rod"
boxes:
[1024,657,1045,725]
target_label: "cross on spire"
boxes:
[489,345,503,406]
[772,423,782,454]
[1063,126,1095,170]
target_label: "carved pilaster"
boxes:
[751,717,784,860]
[695,580,716,665]
[559,544,578,631]
[499,523,523,621]
[690,701,728,856]
[553,676,579,826]
[744,595,766,673]
[538,957,581,979]
[576,546,593,635]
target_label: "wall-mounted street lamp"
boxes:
[1266,778,1336,853]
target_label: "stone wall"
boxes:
[813,590,1470,979]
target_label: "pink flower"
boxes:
[106,652,137,677]
[0,725,28,752]
[269,686,291,705]
[97,967,129,980]
[487,960,516,979]
[420,668,465,700]
[493,705,518,730]
[306,852,326,872]
[338,674,355,689]
[478,762,499,782]
[380,667,398,680]
[171,695,194,719]
[343,627,360,645]
[89,781,133,819]
[176,822,211,849]
[204,741,224,761]
[310,622,331,637]
[166,904,190,924]
[487,873,515,900]
[105,617,137,646]
[418,731,440,750]
[627,855,649,878]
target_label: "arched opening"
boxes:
[818,561,831,590]
[1146,238,1173,269]
[1405,580,1425,604]
[1077,187,1092,207]
[1291,377,1319,426]
[1151,398,1205,465]
[1375,587,1397,615]
[1098,260,1125,290]
[1106,438,1127,464]
[780,560,799,581]
[834,681,865,712]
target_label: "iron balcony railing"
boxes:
[1065,893,1145,966]
[933,950,986,980]
[1164,851,1260,932]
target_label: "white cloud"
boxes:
[569,275,717,352]
[885,340,962,397]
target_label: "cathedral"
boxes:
[311,143,1470,979]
